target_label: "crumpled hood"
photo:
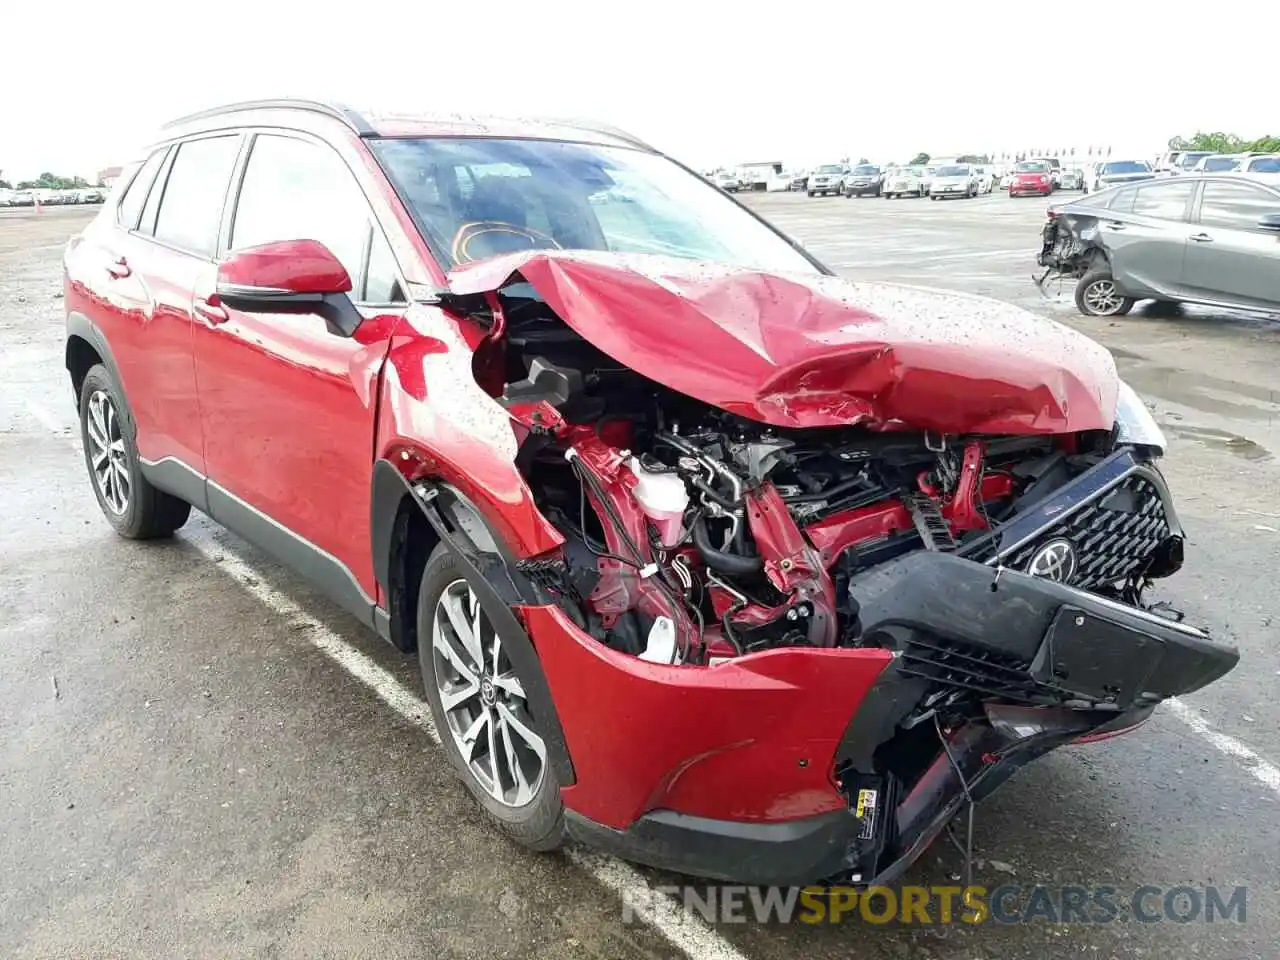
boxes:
[447,251,1119,434]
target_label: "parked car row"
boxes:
[803,162,1012,200]
[0,187,106,206]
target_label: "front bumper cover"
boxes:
[561,551,1237,886]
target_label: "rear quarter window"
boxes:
[116,149,167,230]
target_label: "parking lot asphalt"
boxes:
[2,200,1277,959]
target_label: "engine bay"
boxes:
[459,281,1151,668]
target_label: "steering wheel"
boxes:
[449,221,561,264]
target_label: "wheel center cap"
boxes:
[480,677,496,705]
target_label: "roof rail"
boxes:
[160,98,375,137]
[538,116,655,152]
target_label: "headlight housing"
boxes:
[1114,380,1166,453]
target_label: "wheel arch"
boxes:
[65,311,135,438]
[370,458,576,787]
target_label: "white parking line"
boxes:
[22,403,751,960]
[1166,698,1280,796]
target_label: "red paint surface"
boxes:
[448,251,1120,434]
[217,238,352,294]
[522,603,894,826]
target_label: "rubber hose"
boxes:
[692,517,763,576]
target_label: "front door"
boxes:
[1183,180,1280,310]
[191,131,407,619]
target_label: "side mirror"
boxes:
[1258,213,1280,232]
[216,239,363,337]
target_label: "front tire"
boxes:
[1075,267,1135,317]
[78,364,190,539]
[417,546,566,852]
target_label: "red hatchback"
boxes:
[1009,159,1055,197]
[63,99,1236,886]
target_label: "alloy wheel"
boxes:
[86,390,129,515]
[432,579,546,807]
[1083,278,1125,315]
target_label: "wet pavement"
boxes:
[1,201,1277,959]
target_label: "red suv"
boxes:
[63,99,1237,886]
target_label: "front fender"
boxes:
[370,462,575,787]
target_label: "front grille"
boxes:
[1001,473,1172,590]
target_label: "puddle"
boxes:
[1163,423,1273,462]
[1114,355,1280,421]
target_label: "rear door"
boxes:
[1103,180,1196,298]
[1182,180,1280,310]
[192,131,408,616]
[77,135,242,473]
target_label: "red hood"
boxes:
[447,251,1119,434]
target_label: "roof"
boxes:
[156,98,654,152]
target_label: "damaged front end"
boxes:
[441,254,1239,886]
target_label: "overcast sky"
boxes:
[1,0,1272,181]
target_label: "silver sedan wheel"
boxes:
[432,579,546,808]
[1083,278,1125,315]
[86,390,129,515]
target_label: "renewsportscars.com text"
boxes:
[621,884,1248,926]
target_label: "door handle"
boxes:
[1190,233,1214,243]
[106,256,131,279]
[193,295,229,325]
[1104,222,1125,231]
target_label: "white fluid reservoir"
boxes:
[627,457,689,547]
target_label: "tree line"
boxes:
[1169,131,1280,154]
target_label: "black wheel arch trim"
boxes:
[65,311,135,438]
[371,459,575,787]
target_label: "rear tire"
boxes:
[417,546,566,852]
[1075,267,1135,317]
[78,364,190,539]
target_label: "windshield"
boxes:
[815,164,845,174]
[1015,161,1049,173]
[371,137,819,272]
[1202,157,1239,172]
[852,165,880,175]
[936,165,969,177]
[1103,161,1152,175]
[1248,157,1280,173]
[1179,152,1210,169]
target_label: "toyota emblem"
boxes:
[1026,538,1078,584]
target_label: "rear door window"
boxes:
[152,135,242,257]
[116,149,167,230]
[1198,182,1280,232]
[1131,181,1194,222]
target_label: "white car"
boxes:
[973,166,996,193]
[1193,154,1244,174]
[1056,166,1084,190]
[928,163,980,199]
[881,166,925,198]
[712,171,741,192]
[1085,159,1156,193]
[807,163,847,197]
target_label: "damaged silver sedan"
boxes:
[1036,174,1280,318]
